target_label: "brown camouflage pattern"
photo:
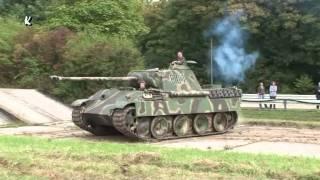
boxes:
[54,61,241,121]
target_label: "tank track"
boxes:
[112,107,238,141]
[73,106,237,141]
[73,107,119,136]
[112,107,138,139]
[72,107,92,132]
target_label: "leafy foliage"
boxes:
[293,75,314,94]
[6,28,144,102]
[241,0,320,93]
[9,27,74,89]
[51,34,144,102]
[0,0,319,102]
[0,18,23,86]
[47,0,148,38]
[0,0,53,21]
[140,0,225,82]
[141,0,320,93]
[0,0,145,102]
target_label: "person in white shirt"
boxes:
[269,81,277,109]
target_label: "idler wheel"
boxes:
[173,115,192,137]
[212,113,228,132]
[151,116,170,139]
[193,114,210,135]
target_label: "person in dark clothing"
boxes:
[257,82,268,109]
[316,82,320,109]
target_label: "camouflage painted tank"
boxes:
[50,61,241,140]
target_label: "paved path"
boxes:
[0,89,72,125]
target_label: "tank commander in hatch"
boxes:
[176,51,185,65]
[139,80,146,91]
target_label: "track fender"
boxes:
[71,99,89,107]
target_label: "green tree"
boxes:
[51,33,144,102]
[141,0,320,92]
[0,18,23,86]
[294,75,314,94]
[0,0,53,21]
[242,0,320,92]
[140,0,227,83]
[0,0,147,102]
[9,27,74,88]
[47,0,148,38]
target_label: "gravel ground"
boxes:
[156,125,320,158]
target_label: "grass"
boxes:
[240,108,320,128]
[0,135,319,179]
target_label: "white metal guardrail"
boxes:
[241,94,320,110]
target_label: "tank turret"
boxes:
[50,61,241,141]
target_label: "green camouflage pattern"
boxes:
[66,61,241,117]
[52,61,241,139]
[136,96,240,117]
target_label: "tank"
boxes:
[50,60,242,140]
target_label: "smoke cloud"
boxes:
[206,14,258,82]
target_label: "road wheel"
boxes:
[151,116,170,139]
[193,114,210,135]
[136,117,151,139]
[226,112,238,129]
[212,113,228,132]
[173,115,192,137]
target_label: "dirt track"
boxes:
[0,122,319,158]
[156,125,320,157]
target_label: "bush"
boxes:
[47,0,148,38]
[49,33,144,102]
[293,75,315,94]
[0,18,23,86]
[0,25,144,103]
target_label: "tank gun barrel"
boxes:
[50,75,138,81]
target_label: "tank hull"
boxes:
[62,61,243,140]
[72,87,241,140]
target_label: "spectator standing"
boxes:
[316,82,320,109]
[257,82,267,109]
[269,81,277,109]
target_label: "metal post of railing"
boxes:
[283,99,287,110]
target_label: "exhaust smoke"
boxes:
[206,14,258,82]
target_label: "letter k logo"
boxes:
[24,16,32,26]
